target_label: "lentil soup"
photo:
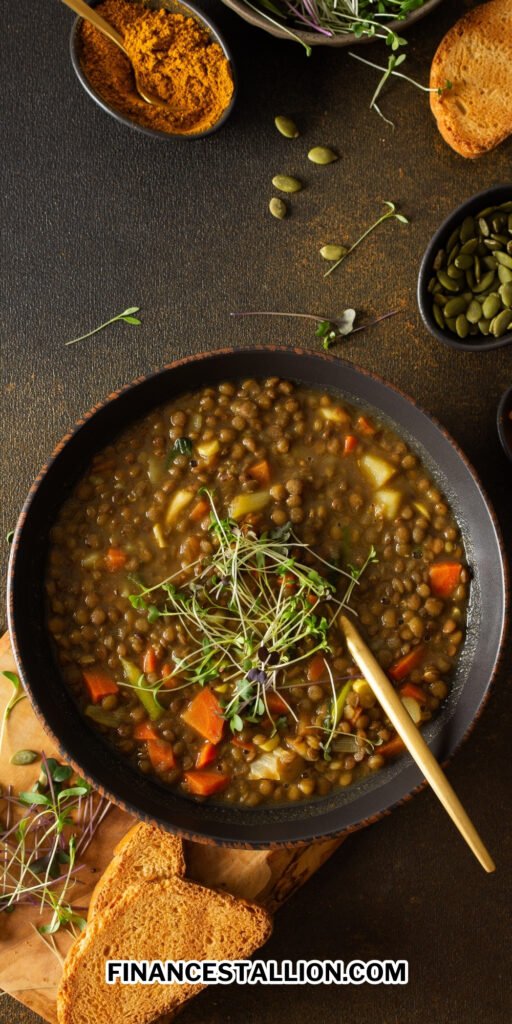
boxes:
[45,378,469,807]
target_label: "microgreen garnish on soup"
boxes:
[64,307,141,347]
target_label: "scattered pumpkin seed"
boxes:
[274,115,299,139]
[11,749,39,766]
[320,244,348,261]
[272,174,303,194]
[269,197,287,220]
[308,146,338,165]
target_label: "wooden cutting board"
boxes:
[0,632,347,1023]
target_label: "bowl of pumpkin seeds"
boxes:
[418,186,512,351]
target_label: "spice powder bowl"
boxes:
[7,348,508,848]
[69,0,237,140]
[417,185,512,353]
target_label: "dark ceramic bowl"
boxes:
[418,185,512,352]
[69,0,237,140]
[7,348,507,848]
[220,0,443,48]
[497,386,512,462]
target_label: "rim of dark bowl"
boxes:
[417,184,512,352]
[219,0,443,47]
[497,385,512,462]
[7,347,509,848]
[69,0,237,141]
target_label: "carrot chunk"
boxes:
[133,721,159,741]
[356,415,377,436]
[196,741,217,769]
[182,687,224,745]
[400,683,428,705]
[105,547,127,572]
[143,647,158,675]
[189,497,210,523]
[428,562,462,598]
[343,435,358,455]
[160,663,181,689]
[378,737,405,759]
[247,459,271,485]
[266,691,289,715]
[307,654,327,683]
[389,646,425,682]
[147,739,176,773]
[82,670,119,704]
[184,770,230,796]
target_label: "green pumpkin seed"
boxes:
[447,227,460,252]
[496,251,512,269]
[460,238,479,255]
[433,249,446,271]
[427,276,437,294]
[483,255,498,270]
[507,240,512,256]
[454,253,474,270]
[466,299,482,324]
[455,314,469,339]
[444,296,467,317]
[499,282,512,307]
[491,214,506,233]
[447,264,464,279]
[482,293,501,319]
[274,115,299,139]
[433,293,448,307]
[272,175,303,193]
[445,316,457,332]
[473,255,482,283]
[308,146,338,165]
[460,216,475,243]
[433,304,445,329]
[478,217,490,237]
[11,749,39,766]
[269,197,287,219]
[448,244,460,265]
[484,238,502,251]
[478,318,492,335]
[437,270,461,293]
[490,309,512,337]
[498,265,512,284]
[319,244,347,261]
[473,270,496,294]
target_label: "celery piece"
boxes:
[120,658,162,721]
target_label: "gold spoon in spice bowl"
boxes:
[61,0,176,109]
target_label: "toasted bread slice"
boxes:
[88,823,186,918]
[430,0,512,157]
[58,876,273,1024]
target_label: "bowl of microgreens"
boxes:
[220,0,443,54]
[7,347,506,847]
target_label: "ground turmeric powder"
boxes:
[79,0,234,135]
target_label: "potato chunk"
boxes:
[374,488,402,519]
[360,453,396,489]
[229,491,270,519]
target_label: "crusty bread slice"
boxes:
[88,823,186,918]
[430,0,512,157]
[58,876,273,1024]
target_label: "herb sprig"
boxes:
[324,201,409,278]
[64,306,141,347]
[0,754,110,934]
[231,307,401,350]
[0,671,26,754]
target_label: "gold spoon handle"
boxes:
[339,614,495,874]
[60,0,125,52]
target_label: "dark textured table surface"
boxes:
[1,0,511,1021]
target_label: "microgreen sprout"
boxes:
[128,493,377,740]
[231,308,402,350]
[6,530,14,544]
[64,307,141,347]
[349,50,453,125]
[0,754,110,935]
[324,201,409,278]
[0,671,26,754]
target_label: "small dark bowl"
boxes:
[418,185,512,352]
[220,0,443,49]
[497,386,512,462]
[7,349,508,848]
[69,0,237,140]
